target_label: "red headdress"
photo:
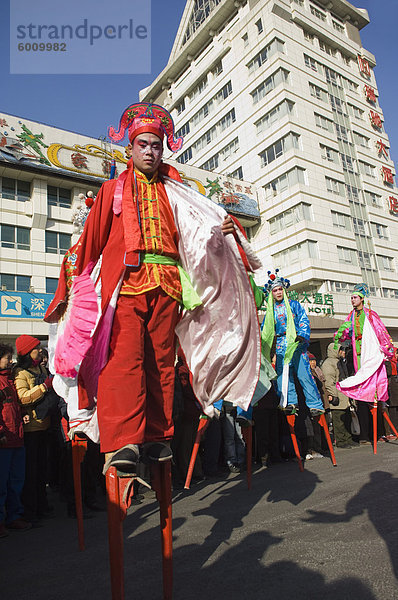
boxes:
[108,102,183,152]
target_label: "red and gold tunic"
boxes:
[120,169,182,303]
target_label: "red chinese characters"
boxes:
[382,166,394,185]
[376,139,389,159]
[388,196,398,215]
[364,84,376,103]
[357,55,371,77]
[369,110,382,129]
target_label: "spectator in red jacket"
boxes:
[0,343,32,536]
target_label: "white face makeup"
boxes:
[272,286,284,302]
[351,294,364,310]
[129,133,163,175]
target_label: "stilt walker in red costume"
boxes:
[45,103,263,599]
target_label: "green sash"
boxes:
[143,253,202,311]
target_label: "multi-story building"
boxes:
[140,0,398,351]
[0,111,260,344]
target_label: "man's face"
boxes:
[272,286,284,302]
[338,348,345,359]
[309,359,316,370]
[351,294,364,310]
[129,133,163,175]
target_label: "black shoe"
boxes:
[142,442,173,463]
[104,444,139,475]
[227,463,240,473]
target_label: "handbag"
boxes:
[350,404,361,436]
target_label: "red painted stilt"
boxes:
[151,462,173,600]
[285,414,304,472]
[71,435,88,551]
[318,414,337,466]
[370,402,378,455]
[382,409,398,438]
[241,425,252,490]
[184,415,209,489]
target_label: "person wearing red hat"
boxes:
[14,336,53,522]
[45,103,262,474]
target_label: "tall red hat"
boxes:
[108,103,183,152]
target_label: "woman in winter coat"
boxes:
[0,343,31,536]
[14,335,53,522]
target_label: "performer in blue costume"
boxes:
[261,271,324,415]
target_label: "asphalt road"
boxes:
[3,442,398,600]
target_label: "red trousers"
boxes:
[97,289,179,453]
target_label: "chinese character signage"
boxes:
[369,110,382,129]
[0,291,52,319]
[364,84,376,103]
[376,139,389,159]
[287,290,335,316]
[382,166,394,185]
[388,196,398,215]
[357,55,371,78]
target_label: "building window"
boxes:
[358,251,374,269]
[353,132,369,148]
[310,4,326,21]
[1,225,30,250]
[319,40,336,56]
[176,99,185,115]
[320,144,339,164]
[315,113,334,132]
[201,154,219,171]
[189,76,208,101]
[182,0,223,45]
[273,240,318,267]
[341,52,351,66]
[256,100,294,134]
[329,95,347,115]
[212,60,223,77]
[0,274,31,291]
[46,277,59,294]
[242,33,249,48]
[0,177,30,201]
[48,186,72,208]
[229,166,243,180]
[303,29,315,44]
[247,38,284,75]
[332,20,345,34]
[176,122,190,138]
[220,137,239,160]
[359,161,376,178]
[176,147,193,165]
[326,177,344,196]
[353,218,368,237]
[383,288,398,299]
[190,81,232,128]
[337,246,357,265]
[293,0,304,5]
[377,255,395,271]
[343,78,358,94]
[265,167,306,194]
[346,184,360,202]
[331,211,351,230]
[340,153,356,173]
[260,133,300,167]
[269,203,311,234]
[251,69,289,104]
[364,191,382,207]
[371,222,389,239]
[304,54,318,71]
[348,104,364,120]
[255,18,263,34]
[335,124,350,142]
[330,281,354,294]
[192,109,236,153]
[45,231,71,255]
[325,67,341,87]
[309,83,328,103]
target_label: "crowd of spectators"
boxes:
[1,335,397,537]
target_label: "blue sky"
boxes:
[0,0,397,168]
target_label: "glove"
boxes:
[43,376,53,391]
[295,335,306,344]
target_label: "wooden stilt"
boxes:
[382,409,398,438]
[71,435,88,551]
[151,462,173,600]
[370,402,378,455]
[318,414,337,466]
[184,416,209,489]
[105,467,135,600]
[285,414,304,472]
[241,425,252,490]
